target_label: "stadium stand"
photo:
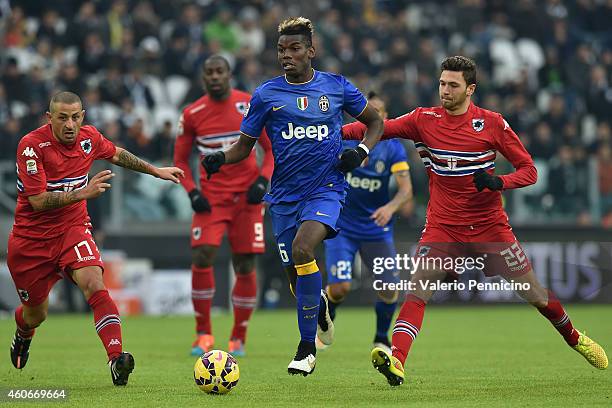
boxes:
[0,0,610,226]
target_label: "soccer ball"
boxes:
[193,350,240,394]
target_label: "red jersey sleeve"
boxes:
[257,129,274,180]
[16,137,46,197]
[173,110,197,192]
[92,127,117,160]
[493,115,537,189]
[341,121,367,141]
[342,109,421,141]
[382,109,421,141]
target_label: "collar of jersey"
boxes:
[46,124,83,155]
[443,101,474,124]
[284,69,316,85]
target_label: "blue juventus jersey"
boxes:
[240,70,367,204]
[338,139,408,240]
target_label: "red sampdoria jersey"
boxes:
[174,89,273,194]
[13,124,116,239]
[343,103,537,225]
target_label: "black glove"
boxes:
[337,145,368,173]
[473,169,503,192]
[188,189,211,212]
[247,176,269,204]
[201,151,226,179]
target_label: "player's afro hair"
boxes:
[278,17,313,47]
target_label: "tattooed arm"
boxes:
[28,149,184,211]
[109,147,184,183]
[110,147,157,176]
[28,190,81,211]
[28,170,115,211]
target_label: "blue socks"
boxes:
[375,300,397,340]
[295,261,321,343]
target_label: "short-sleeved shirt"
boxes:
[240,70,367,204]
[13,124,116,240]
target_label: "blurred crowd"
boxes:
[0,0,611,225]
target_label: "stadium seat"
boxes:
[165,75,191,108]
[536,89,551,114]
[152,105,179,133]
[523,159,549,195]
[511,160,549,221]
[158,21,176,44]
[516,39,545,72]
[489,39,521,85]
[581,115,598,145]
[10,101,28,119]
[100,102,122,124]
[145,75,168,108]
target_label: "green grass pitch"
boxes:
[1,305,611,407]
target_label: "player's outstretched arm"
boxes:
[27,170,115,211]
[201,134,256,179]
[109,147,184,183]
[342,110,421,142]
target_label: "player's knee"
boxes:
[80,277,106,299]
[328,283,350,302]
[192,246,215,268]
[23,308,47,327]
[233,255,255,275]
[291,240,314,264]
[530,299,548,308]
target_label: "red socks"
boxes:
[88,290,122,361]
[192,266,215,334]
[390,289,579,368]
[231,271,257,342]
[537,290,579,346]
[15,305,35,339]
[392,294,426,365]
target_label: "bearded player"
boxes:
[8,91,184,386]
[343,56,608,386]
[174,55,273,357]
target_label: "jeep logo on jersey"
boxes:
[297,96,308,111]
[281,122,329,141]
[80,139,92,154]
[235,102,247,115]
[318,95,329,112]
[472,118,485,132]
[346,173,382,192]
